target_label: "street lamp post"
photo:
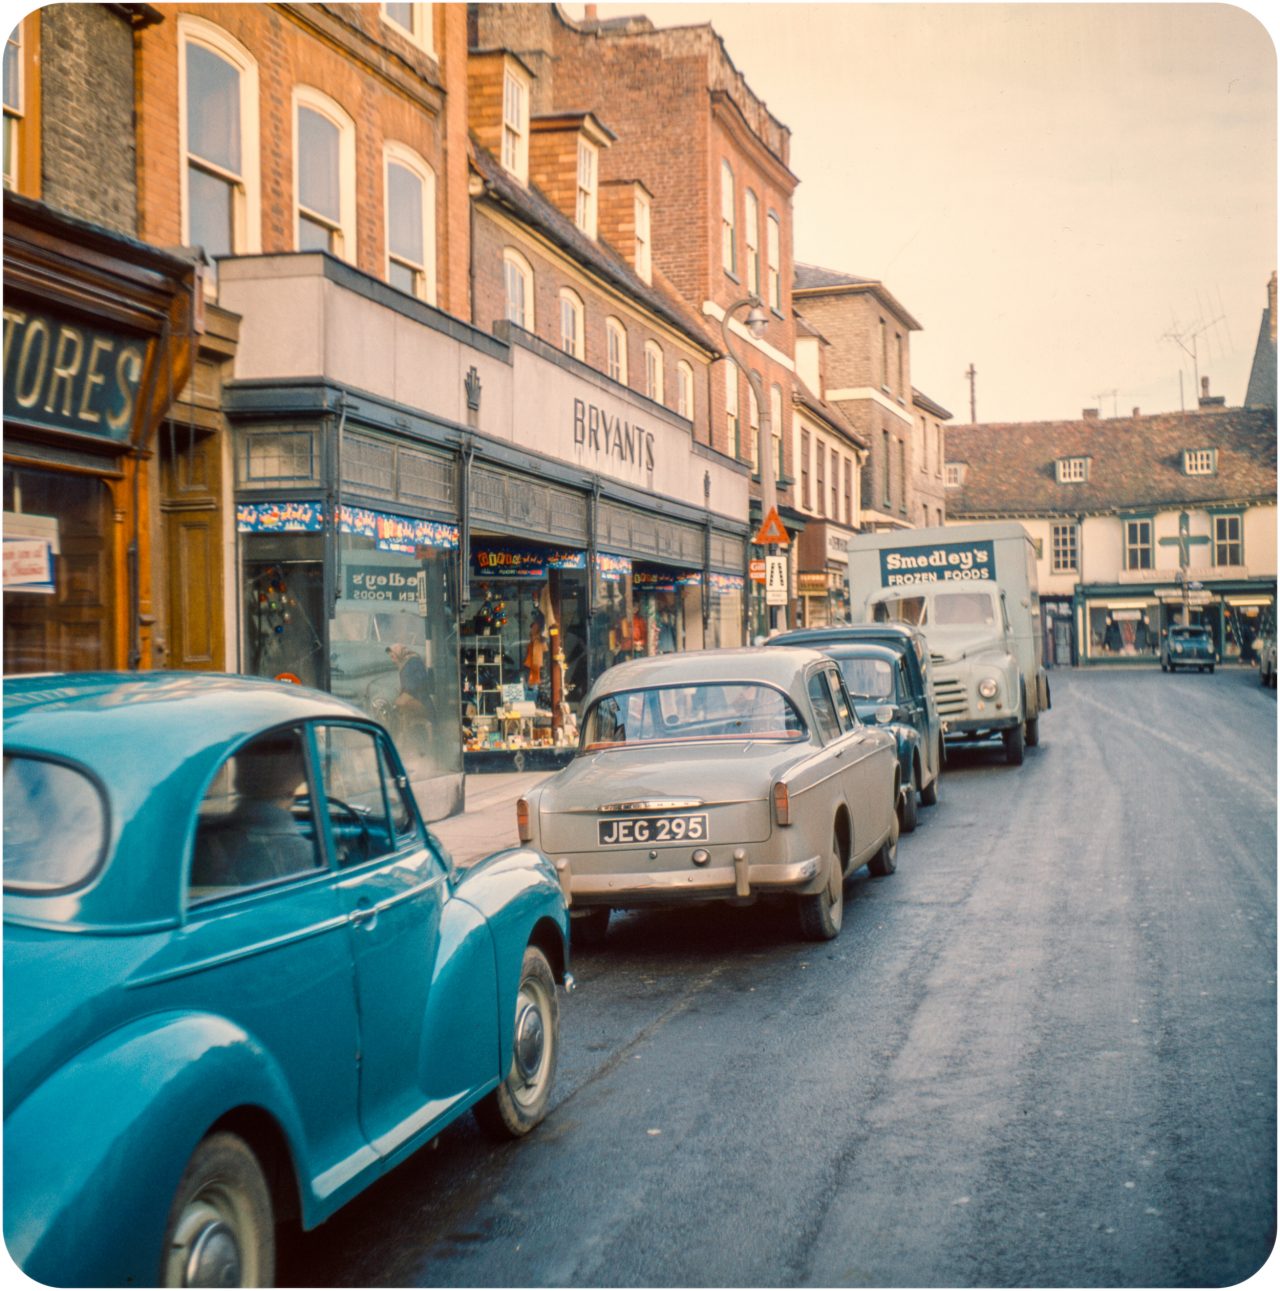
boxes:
[719,295,787,634]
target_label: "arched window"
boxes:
[559,287,584,359]
[384,142,436,304]
[503,248,534,330]
[180,17,261,267]
[724,358,740,458]
[293,86,355,259]
[676,360,694,420]
[720,160,736,276]
[744,189,760,297]
[644,340,664,403]
[766,211,782,312]
[606,317,628,384]
[746,376,760,470]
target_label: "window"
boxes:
[3,21,22,191]
[879,318,888,388]
[294,88,355,258]
[1124,518,1153,571]
[1051,522,1078,572]
[503,248,533,330]
[766,213,781,312]
[1056,456,1089,483]
[676,360,694,419]
[936,424,944,475]
[816,441,826,516]
[1184,448,1217,476]
[746,379,760,470]
[635,189,652,284]
[606,317,628,384]
[559,288,583,359]
[882,430,891,503]
[3,755,107,893]
[384,144,436,303]
[844,456,853,524]
[899,439,907,511]
[770,384,784,479]
[190,727,323,900]
[644,340,664,403]
[806,672,841,744]
[382,3,434,54]
[502,64,529,182]
[945,462,964,488]
[720,160,736,276]
[575,137,598,237]
[316,725,404,868]
[181,19,261,264]
[725,358,740,458]
[831,451,840,520]
[1214,514,1243,566]
[800,428,811,508]
[896,333,904,395]
[744,189,760,296]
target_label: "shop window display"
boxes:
[1088,604,1158,658]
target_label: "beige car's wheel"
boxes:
[161,1133,273,1288]
[797,828,844,941]
[867,804,899,877]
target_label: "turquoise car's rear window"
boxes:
[3,755,108,893]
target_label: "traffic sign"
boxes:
[765,554,788,605]
[749,557,766,584]
[754,506,790,546]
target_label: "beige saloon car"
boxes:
[516,648,901,943]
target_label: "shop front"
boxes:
[794,519,852,627]
[3,195,200,674]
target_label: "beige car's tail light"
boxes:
[773,781,791,826]
[516,797,532,843]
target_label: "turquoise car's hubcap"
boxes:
[514,999,545,1082]
[183,1218,240,1288]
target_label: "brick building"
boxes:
[4,5,200,676]
[470,2,803,632]
[792,262,952,536]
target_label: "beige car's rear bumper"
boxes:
[552,852,825,907]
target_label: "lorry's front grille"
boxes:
[933,675,969,717]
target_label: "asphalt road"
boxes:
[282,667,1276,1288]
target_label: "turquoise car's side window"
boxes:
[377,737,426,849]
[315,725,403,867]
[189,726,324,904]
[3,755,108,893]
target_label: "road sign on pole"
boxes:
[765,554,788,605]
[754,507,790,546]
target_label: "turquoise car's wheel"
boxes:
[798,827,845,941]
[475,946,559,1139]
[162,1133,273,1288]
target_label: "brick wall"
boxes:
[40,4,137,236]
[136,3,467,314]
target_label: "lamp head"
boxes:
[745,301,769,338]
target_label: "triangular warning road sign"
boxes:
[754,506,790,546]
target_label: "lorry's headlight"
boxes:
[978,678,999,699]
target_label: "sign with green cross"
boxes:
[1158,511,1210,571]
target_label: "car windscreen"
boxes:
[3,754,108,893]
[582,682,806,749]
[836,657,895,700]
[872,595,927,626]
[1170,627,1210,639]
[932,590,998,626]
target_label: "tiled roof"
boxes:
[793,262,877,292]
[471,141,721,356]
[792,376,869,451]
[946,408,1277,517]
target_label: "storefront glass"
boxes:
[4,465,115,673]
[1087,601,1159,659]
[463,542,588,753]
[707,573,745,648]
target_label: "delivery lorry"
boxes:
[844,521,1050,765]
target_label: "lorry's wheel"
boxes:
[1024,714,1039,747]
[1003,722,1025,766]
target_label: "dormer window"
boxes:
[575,137,598,237]
[1056,456,1089,483]
[501,64,529,183]
[944,463,965,488]
[1184,448,1217,476]
[381,3,434,56]
[634,189,652,284]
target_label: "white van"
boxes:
[845,521,1050,765]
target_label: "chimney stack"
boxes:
[1198,375,1226,410]
[584,3,598,17]
[1083,408,1099,421]
[1132,407,1140,417]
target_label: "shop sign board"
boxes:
[237,501,326,533]
[709,572,745,594]
[765,554,788,605]
[3,306,147,444]
[879,538,996,587]
[749,557,766,584]
[595,553,632,583]
[472,543,586,578]
[826,530,850,564]
[237,502,460,553]
[3,536,56,594]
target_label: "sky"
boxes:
[567,2,1276,424]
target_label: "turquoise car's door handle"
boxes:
[349,900,377,930]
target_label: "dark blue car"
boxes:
[767,624,941,828]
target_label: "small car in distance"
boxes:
[1161,624,1217,673]
[517,647,901,945]
[4,672,570,1288]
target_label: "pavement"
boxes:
[429,770,551,867]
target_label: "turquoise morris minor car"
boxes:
[3,673,570,1288]
[517,648,900,945]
